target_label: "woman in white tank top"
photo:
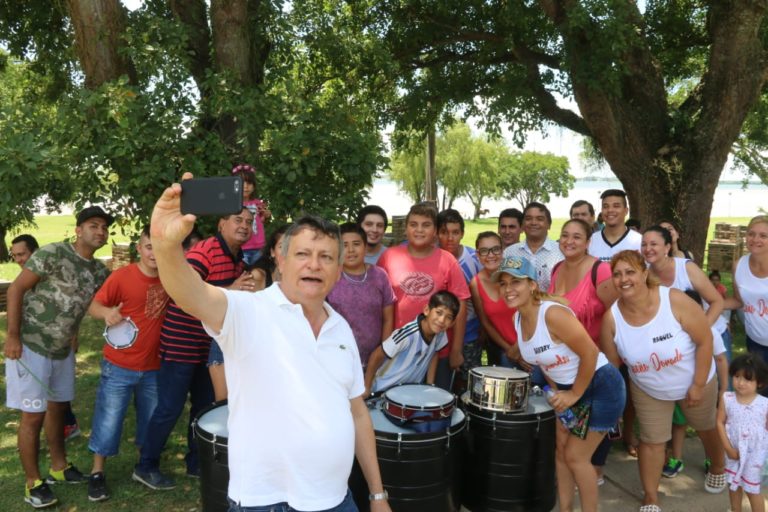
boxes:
[727,215,768,366]
[601,250,726,511]
[495,256,625,512]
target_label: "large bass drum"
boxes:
[192,401,229,512]
[350,399,466,512]
[461,392,556,512]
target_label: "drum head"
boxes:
[384,384,454,408]
[197,403,229,438]
[470,366,528,379]
[103,318,138,350]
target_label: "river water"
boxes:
[366,178,768,219]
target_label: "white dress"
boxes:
[723,392,768,494]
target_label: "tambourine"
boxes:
[103,318,139,350]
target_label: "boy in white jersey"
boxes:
[365,291,460,395]
[589,189,641,261]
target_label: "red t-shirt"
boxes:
[94,263,169,371]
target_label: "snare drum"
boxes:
[103,318,139,350]
[382,384,455,431]
[468,366,529,412]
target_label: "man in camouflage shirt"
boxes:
[4,206,113,509]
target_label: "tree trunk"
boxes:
[169,0,212,96]
[424,129,437,202]
[66,0,136,88]
[0,225,7,262]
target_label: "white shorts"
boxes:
[5,348,75,412]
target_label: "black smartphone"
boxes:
[181,176,243,216]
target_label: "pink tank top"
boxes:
[548,261,611,344]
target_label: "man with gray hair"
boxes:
[148,173,391,511]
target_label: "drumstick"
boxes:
[449,370,456,392]
[16,358,56,397]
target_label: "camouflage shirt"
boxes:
[21,242,110,359]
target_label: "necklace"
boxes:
[342,267,368,284]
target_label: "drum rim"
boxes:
[103,318,139,350]
[382,384,456,410]
[192,399,230,443]
[373,416,467,442]
[469,365,530,379]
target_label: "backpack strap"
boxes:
[591,259,601,288]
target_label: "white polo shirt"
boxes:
[204,284,364,510]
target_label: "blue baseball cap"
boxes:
[492,256,537,282]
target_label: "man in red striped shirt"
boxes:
[133,207,256,490]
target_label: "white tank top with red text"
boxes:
[611,286,714,400]
[516,301,608,385]
[735,255,768,344]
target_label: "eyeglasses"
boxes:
[477,246,503,257]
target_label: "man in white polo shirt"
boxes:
[149,174,391,512]
[589,189,642,262]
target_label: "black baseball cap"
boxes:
[76,206,114,227]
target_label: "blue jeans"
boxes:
[136,359,213,474]
[89,359,159,456]
[242,249,263,267]
[227,489,358,512]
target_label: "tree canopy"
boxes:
[349,0,768,260]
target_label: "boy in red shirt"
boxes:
[377,202,470,389]
[85,226,169,502]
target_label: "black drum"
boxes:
[192,401,229,512]
[350,399,466,512]
[461,392,556,512]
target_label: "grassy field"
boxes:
[0,214,751,510]
[0,316,201,512]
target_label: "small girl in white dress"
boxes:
[716,354,768,512]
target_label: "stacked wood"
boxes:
[390,215,407,246]
[111,243,135,270]
[0,281,10,312]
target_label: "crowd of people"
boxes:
[3,166,768,512]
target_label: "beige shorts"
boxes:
[630,377,718,444]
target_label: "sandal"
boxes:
[639,505,661,512]
[624,441,639,458]
[704,471,726,493]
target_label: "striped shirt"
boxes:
[372,315,448,392]
[159,234,244,364]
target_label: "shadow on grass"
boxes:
[1,315,203,511]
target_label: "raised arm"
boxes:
[151,173,228,332]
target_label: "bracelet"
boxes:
[369,490,388,501]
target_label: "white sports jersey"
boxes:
[372,316,448,392]
[589,228,641,262]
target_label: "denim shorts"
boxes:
[556,363,626,432]
[208,340,224,367]
[88,359,159,456]
[227,489,358,512]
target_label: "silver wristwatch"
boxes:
[368,490,389,501]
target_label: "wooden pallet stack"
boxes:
[707,223,746,272]
[389,215,407,246]
[0,281,10,312]
[111,243,135,270]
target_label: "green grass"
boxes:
[0,315,202,511]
